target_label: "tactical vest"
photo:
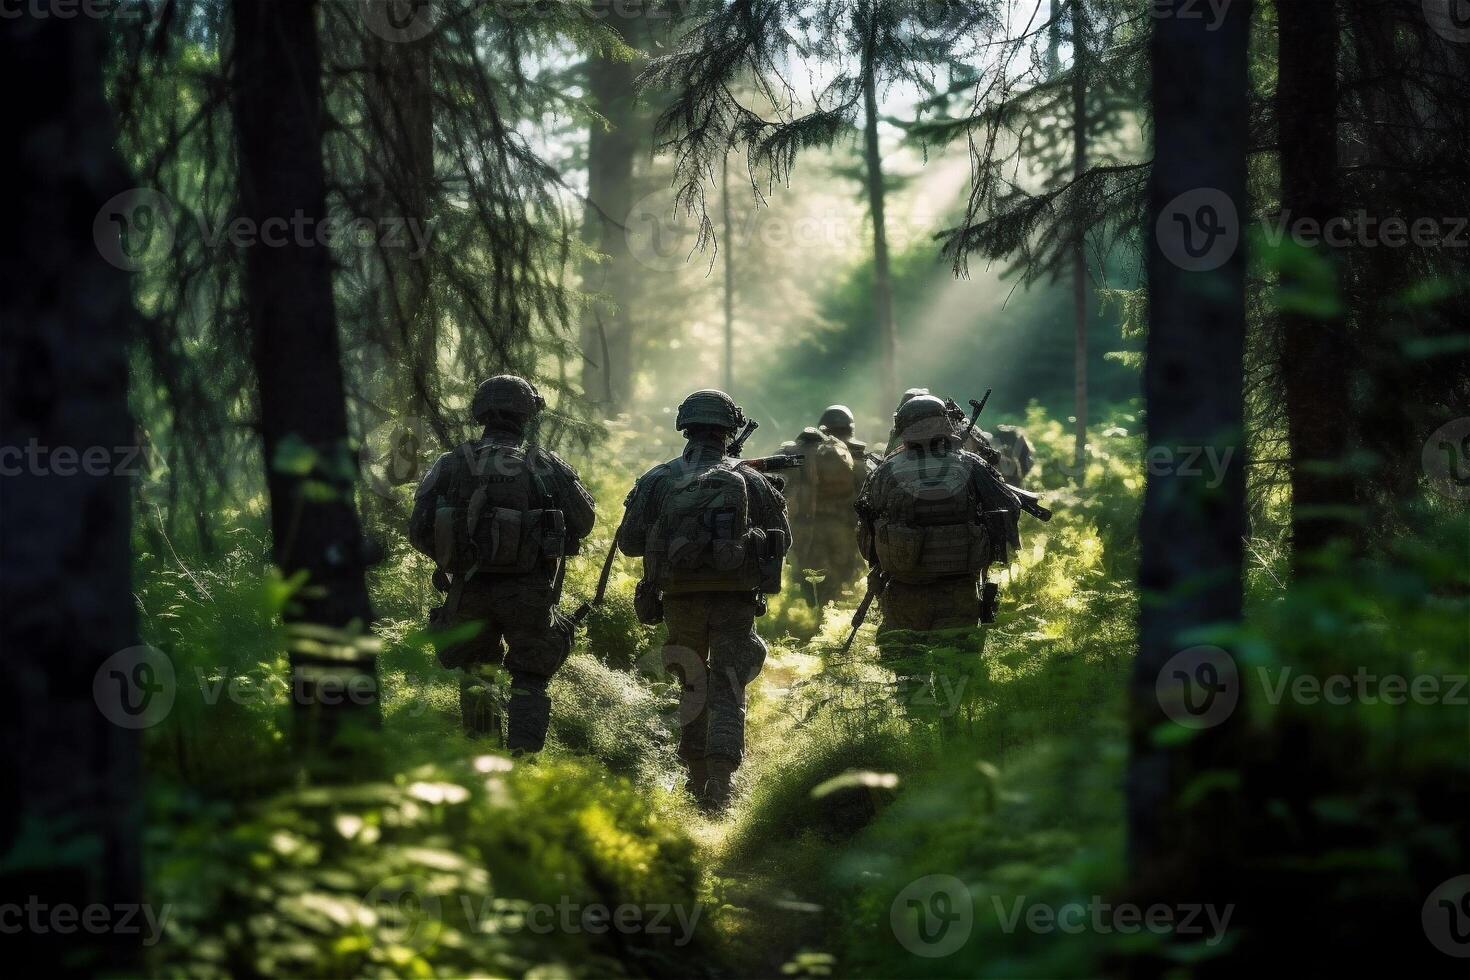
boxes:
[433,441,566,579]
[644,458,763,594]
[870,449,992,585]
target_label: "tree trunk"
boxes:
[1278,0,1354,570]
[367,5,437,429]
[232,0,378,750]
[863,68,899,412]
[722,151,736,393]
[0,12,142,970]
[1071,0,1090,480]
[1130,0,1251,928]
[579,13,644,413]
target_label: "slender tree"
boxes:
[1069,0,1090,478]
[231,0,378,746]
[1130,0,1250,925]
[0,10,142,970]
[861,52,899,409]
[721,151,737,391]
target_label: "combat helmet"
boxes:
[675,389,744,433]
[893,394,953,445]
[472,375,546,424]
[896,387,931,408]
[819,405,855,431]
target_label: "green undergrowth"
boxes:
[127,406,1465,976]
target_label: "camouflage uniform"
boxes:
[618,391,790,811]
[858,395,1021,647]
[409,377,595,751]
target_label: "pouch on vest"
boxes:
[434,505,474,574]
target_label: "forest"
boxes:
[1,0,1467,976]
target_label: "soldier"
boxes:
[778,412,862,604]
[987,424,1036,486]
[409,375,596,751]
[818,404,879,494]
[617,390,791,813]
[856,394,1023,675]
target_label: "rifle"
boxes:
[1005,484,1053,522]
[960,389,993,446]
[727,417,759,458]
[840,569,890,654]
[738,454,805,474]
[568,504,629,628]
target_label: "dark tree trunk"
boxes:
[1129,0,1251,932]
[231,0,378,747]
[0,11,142,971]
[1278,0,1355,570]
[1071,0,1090,480]
[580,11,645,412]
[863,68,898,412]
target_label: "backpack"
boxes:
[433,442,565,578]
[871,450,992,585]
[645,459,762,594]
[785,428,855,519]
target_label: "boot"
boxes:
[683,757,708,803]
[699,756,737,815]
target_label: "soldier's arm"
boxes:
[409,453,452,558]
[854,470,882,564]
[542,451,596,552]
[747,469,791,543]
[616,469,662,557]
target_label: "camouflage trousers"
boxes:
[790,513,864,602]
[876,576,983,724]
[437,577,571,751]
[661,592,768,770]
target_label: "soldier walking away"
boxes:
[409,376,596,751]
[856,395,1037,715]
[617,390,791,813]
[974,424,1036,486]
[778,409,864,604]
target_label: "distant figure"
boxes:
[980,425,1036,487]
[777,407,866,603]
[617,390,791,813]
[818,404,879,491]
[410,375,596,750]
